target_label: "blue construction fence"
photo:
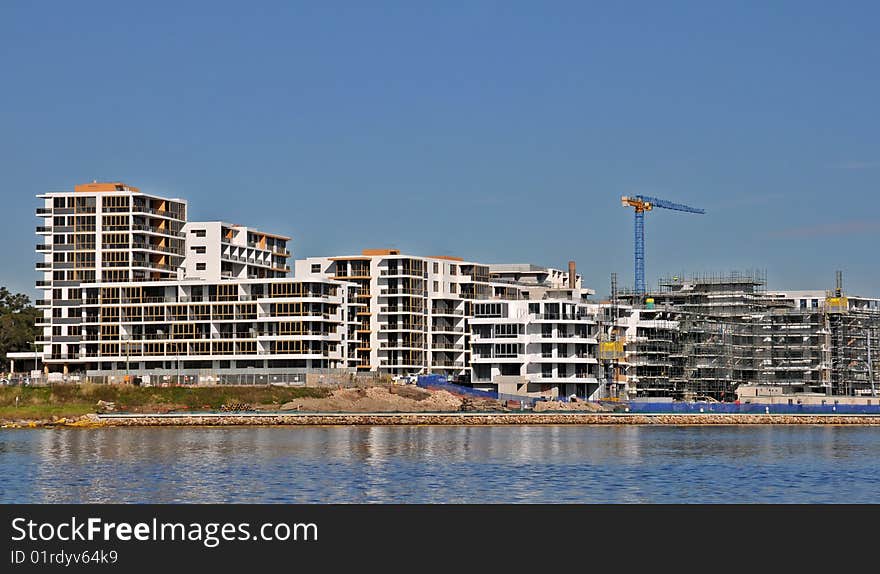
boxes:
[623,401,880,415]
[416,376,880,414]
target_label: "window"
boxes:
[811,299,819,308]
[191,246,206,254]
[495,324,521,338]
[433,281,439,293]
[311,263,321,273]
[191,229,206,238]
[433,262,439,274]
[196,263,206,271]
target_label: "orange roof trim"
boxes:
[427,255,464,261]
[74,182,139,193]
[361,249,400,256]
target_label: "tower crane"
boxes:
[621,195,705,296]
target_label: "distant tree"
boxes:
[0,287,40,370]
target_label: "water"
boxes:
[1,425,879,503]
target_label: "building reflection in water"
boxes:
[1,425,875,503]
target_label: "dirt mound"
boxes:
[280,386,463,412]
[533,400,610,413]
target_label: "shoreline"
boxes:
[4,411,880,428]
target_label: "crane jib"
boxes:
[621,195,706,295]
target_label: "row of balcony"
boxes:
[379,269,429,278]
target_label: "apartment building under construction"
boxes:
[620,271,879,400]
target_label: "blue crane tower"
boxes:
[621,195,705,296]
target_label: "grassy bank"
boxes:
[0,384,331,420]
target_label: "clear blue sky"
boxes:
[2,1,879,298]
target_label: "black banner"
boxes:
[1,504,877,571]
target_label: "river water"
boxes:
[1,425,878,503]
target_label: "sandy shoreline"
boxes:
[4,412,880,428]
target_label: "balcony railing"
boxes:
[36,208,52,216]
[380,288,427,297]
[36,243,51,251]
[432,308,464,316]
[432,326,464,333]
[534,313,594,321]
[131,224,184,237]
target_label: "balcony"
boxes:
[431,326,464,334]
[131,224,184,237]
[36,207,52,216]
[379,287,427,297]
[533,313,595,322]
[431,343,465,351]
[36,243,51,251]
[35,262,51,270]
[35,280,51,288]
[432,308,464,316]
[35,299,50,307]
[35,226,52,234]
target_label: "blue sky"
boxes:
[2,1,879,298]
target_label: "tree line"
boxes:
[0,287,40,371]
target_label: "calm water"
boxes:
[1,426,879,503]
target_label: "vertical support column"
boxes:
[634,210,646,296]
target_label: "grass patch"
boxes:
[0,403,95,420]
[0,385,331,418]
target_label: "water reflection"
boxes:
[0,426,877,503]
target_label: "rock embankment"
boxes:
[1,413,104,429]
[92,413,880,426]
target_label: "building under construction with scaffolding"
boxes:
[619,271,879,401]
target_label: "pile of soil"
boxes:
[533,400,611,413]
[280,386,463,412]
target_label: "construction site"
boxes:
[614,271,880,401]
[608,194,880,402]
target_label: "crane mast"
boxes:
[621,195,705,296]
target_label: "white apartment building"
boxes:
[298,253,601,387]
[31,181,609,389]
[34,182,347,379]
[298,250,501,376]
[182,221,291,281]
[470,294,603,399]
[489,263,582,290]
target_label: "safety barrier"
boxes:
[623,401,880,415]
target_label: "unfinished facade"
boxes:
[620,272,879,400]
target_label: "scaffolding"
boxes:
[826,294,880,397]
[622,270,844,400]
